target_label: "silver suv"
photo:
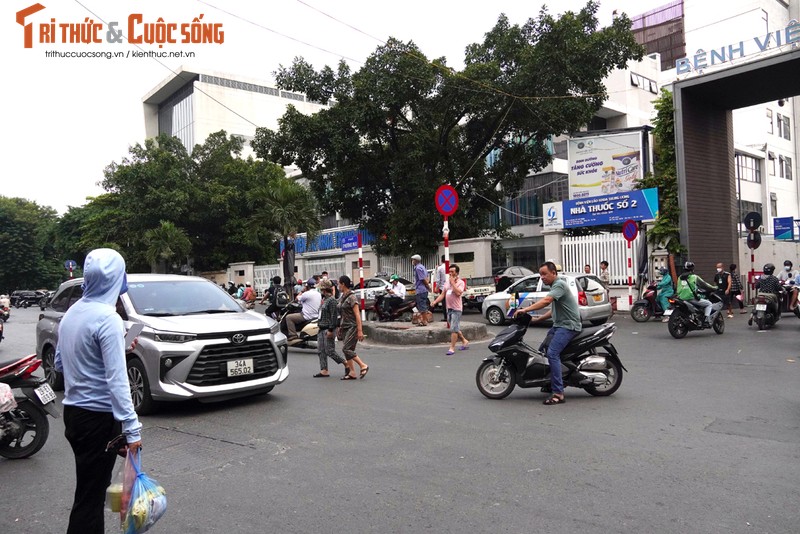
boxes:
[36,274,288,414]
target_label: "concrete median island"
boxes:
[362,320,488,345]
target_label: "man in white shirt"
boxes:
[286,279,321,344]
[435,255,448,322]
[382,275,406,317]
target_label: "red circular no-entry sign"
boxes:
[435,185,459,217]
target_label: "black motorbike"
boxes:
[749,289,783,330]
[665,292,725,339]
[476,314,625,400]
[370,294,416,322]
[0,354,60,459]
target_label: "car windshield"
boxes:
[126,280,242,316]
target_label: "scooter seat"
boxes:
[568,325,605,343]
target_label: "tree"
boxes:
[248,175,322,263]
[252,1,644,255]
[143,221,192,273]
[636,88,684,256]
[0,197,63,292]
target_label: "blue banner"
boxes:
[563,188,659,228]
[774,217,795,240]
[341,235,359,251]
[280,229,373,254]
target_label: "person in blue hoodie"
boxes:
[55,248,142,534]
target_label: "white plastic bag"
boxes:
[0,383,16,412]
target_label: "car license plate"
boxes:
[664,309,673,316]
[756,304,767,311]
[227,359,254,377]
[34,383,57,404]
[592,294,603,302]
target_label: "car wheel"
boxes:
[41,345,64,391]
[127,357,155,415]
[486,306,506,326]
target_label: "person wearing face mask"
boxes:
[713,263,732,318]
[778,260,798,282]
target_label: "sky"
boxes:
[3,0,669,214]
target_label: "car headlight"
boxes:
[153,332,197,343]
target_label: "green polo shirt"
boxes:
[548,277,582,332]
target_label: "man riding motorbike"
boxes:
[676,261,717,326]
[381,275,406,318]
[749,263,783,326]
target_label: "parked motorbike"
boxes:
[630,283,666,322]
[278,302,319,349]
[370,294,416,322]
[476,314,625,400]
[749,289,784,330]
[665,292,725,338]
[0,354,60,459]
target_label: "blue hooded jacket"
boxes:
[55,249,141,443]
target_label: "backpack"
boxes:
[272,286,290,308]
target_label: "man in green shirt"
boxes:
[515,261,582,405]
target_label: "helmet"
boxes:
[784,260,793,267]
[659,267,669,275]
[390,274,400,281]
[763,263,776,275]
[684,261,695,271]
[411,254,422,261]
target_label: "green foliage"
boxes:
[143,221,192,272]
[253,1,644,255]
[0,197,63,292]
[248,175,322,251]
[636,88,684,254]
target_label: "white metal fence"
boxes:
[378,253,439,282]
[253,264,280,293]
[304,257,347,281]
[561,233,642,286]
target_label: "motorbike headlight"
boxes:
[153,332,197,343]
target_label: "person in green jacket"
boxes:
[656,267,674,321]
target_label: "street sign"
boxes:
[341,235,359,252]
[622,219,638,242]
[774,217,794,240]
[435,185,459,217]
[64,260,76,270]
[746,231,762,250]
[743,211,762,231]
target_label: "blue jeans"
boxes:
[539,327,579,394]
[415,291,429,313]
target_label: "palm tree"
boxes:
[249,176,322,284]
[143,221,192,273]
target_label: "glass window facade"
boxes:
[735,153,761,183]
[158,82,195,149]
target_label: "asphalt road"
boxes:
[1,306,799,533]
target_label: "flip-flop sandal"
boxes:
[340,375,357,380]
[543,396,566,405]
[446,350,455,356]
[359,366,370,379]
[459,345,470,351]
[313,373,330,378]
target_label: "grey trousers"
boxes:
[318,330,345,370]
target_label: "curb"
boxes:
[362,320,488,345]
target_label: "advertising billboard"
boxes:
[568,131,644,200]
[542,188,659,230]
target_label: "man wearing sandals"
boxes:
[514,261,581,405]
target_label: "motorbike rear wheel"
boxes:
[476,360,516,399]
[0,400,50,459]
[667,313,689,339]
[585,357,623,397]
[630,304,652,323]
[713,314,725,334]
[756,314,766,331]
